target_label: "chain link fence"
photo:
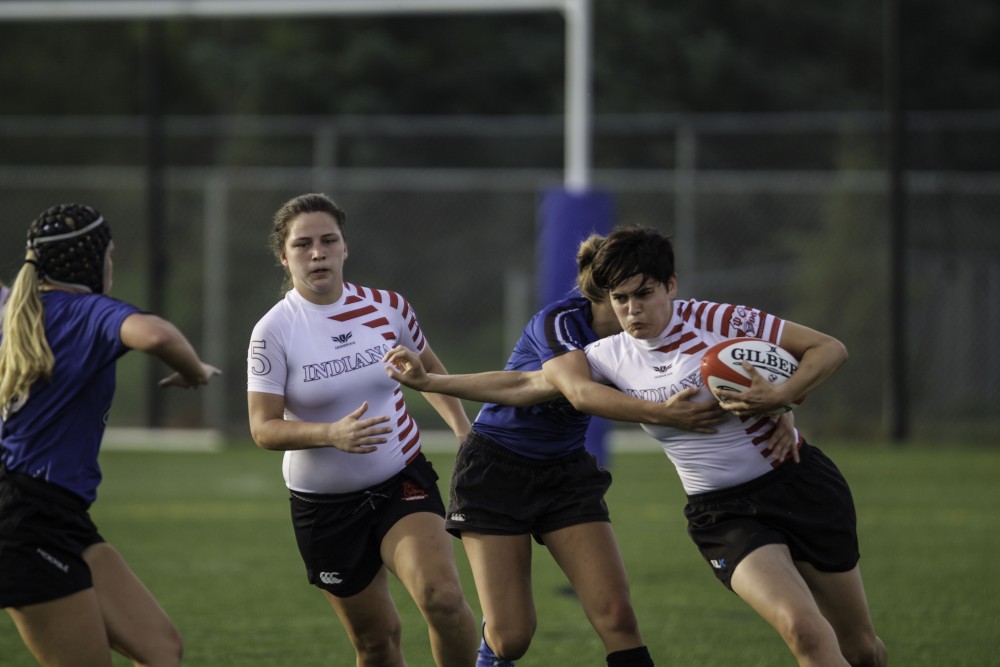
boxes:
[1,112,997,442]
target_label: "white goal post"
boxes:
[0,0,594,191]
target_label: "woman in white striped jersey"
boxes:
[247,193,477,667]
[582,226,886,667]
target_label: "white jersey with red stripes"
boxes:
[585,298,795,495]
[247,283,427,494]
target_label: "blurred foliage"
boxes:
[0,0,998,118]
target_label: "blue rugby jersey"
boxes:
[1,291,139,505]
[473,295,599,459]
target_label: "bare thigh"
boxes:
[462,533,535,645]
[731,544,847,665]
[381,512,466,604]
[6,588,113,667]
[381,512,477,667]
[84,542,183,667]
[797,561,885,663]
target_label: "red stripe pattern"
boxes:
[329,283,427,351]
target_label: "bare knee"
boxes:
[776,611,838,660]
[350,621,403,667]
[490,630,532,661]
[486,619,535,661]
[117,624,183,667]
[158,625,183,667]
[843,634,887,667]
[591,596,641,638]
[414,580,471,627]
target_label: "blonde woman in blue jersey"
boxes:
[0,204,220,667]
[246,193,477,667]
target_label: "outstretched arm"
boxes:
[384,345,560,407]
[387,345,727,434]
[120,313,220,388]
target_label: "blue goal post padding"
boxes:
[538,186,615,465]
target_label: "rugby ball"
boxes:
[700,337,801,414]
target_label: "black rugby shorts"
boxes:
[684,443,860,590]
[445,430,612,543]
[289,453,445,598]
[0,470,103,607]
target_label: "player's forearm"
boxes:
[560,381,662,423]
[153,338,211,384]
[250,418,340,451]
[778,338,848,405]
[421,371,559,407]
[122,314,209,384]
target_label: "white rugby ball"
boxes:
[700,337,801,414]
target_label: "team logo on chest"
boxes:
[331,332,354,348]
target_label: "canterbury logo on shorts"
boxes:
[319,571,342,585]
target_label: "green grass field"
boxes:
[2,437,998,666]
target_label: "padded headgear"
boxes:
[27,204,112,294]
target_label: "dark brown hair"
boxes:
[268,193,347,291]
[591,226,676,292]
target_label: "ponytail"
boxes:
[576,233,607,303]
[0,256,53,417]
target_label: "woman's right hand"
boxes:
[329,401,392,453]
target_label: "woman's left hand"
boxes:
[767,411,800,463]
[383,346,430,390]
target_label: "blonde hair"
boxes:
[0,257,53,416]
[576,233,607,303]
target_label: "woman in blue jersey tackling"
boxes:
[388,226,885,667]
[385,233,800,667]
[0,203,220,667]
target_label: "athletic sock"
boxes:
[607,645,654,666]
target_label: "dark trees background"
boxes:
[0,1,997,119]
